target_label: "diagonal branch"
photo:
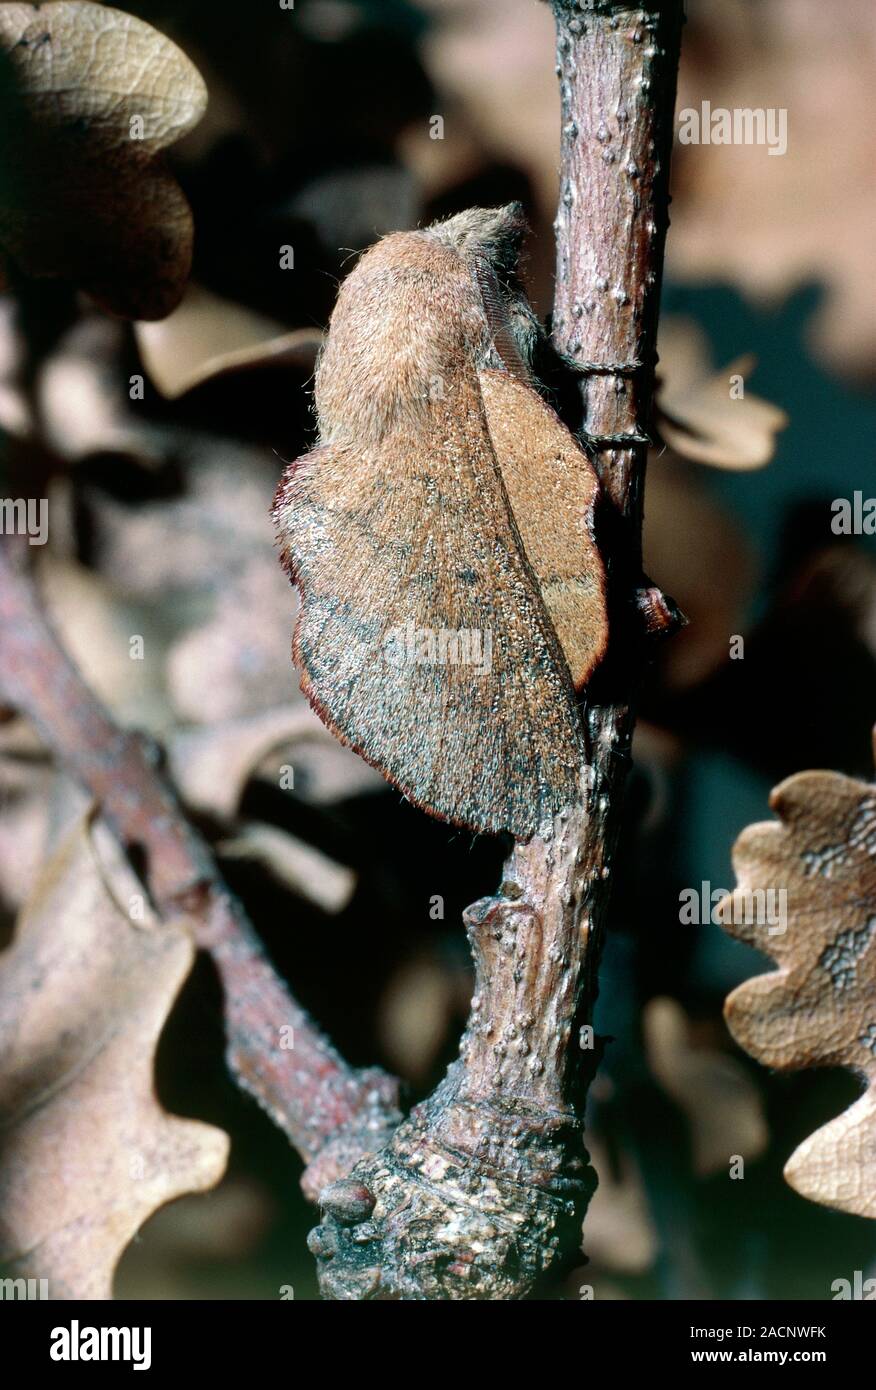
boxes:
[0,539,401,1200]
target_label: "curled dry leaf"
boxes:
[718,734,876,1216]
[0,1,207,318]
[0,815,229,1297]
[135,283,322,399]
[168,703,382,825]
[37,314,170,467]
[0,295,31,438]
[168,705,383,826]
[167,705,323,821]
[218,821,356,916]
[583,1133,658,1275]
[655,317,788,471]
[39,555,173,730]
[643,996,768,1178]
[643,457,758,689]
[252,731,385,808]
[376,948,471,1085]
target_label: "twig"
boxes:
[0,539,401,1200]
[307,0,683,1300]
[549,0,685,1007]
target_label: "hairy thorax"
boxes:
[314,232,490,446]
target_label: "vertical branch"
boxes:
[307,1,683,1300]
[553,2,681,518]
[528,0,683,1077]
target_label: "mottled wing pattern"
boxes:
[479,368,608,689]
[274,364,586,838]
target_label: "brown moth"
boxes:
[273,205,608,839]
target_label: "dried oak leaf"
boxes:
[0,1,207,318]
[415,0,559,214]
[37,313,172,466]
[135,283,322,399]
[643,456,758,690]
[218,821,356,916]
[168,705,382,821]
[644,996,768,1178]
[0,716,53,916]
[0,295,31,437]
[0,816,229,1298]
[655,317,788,471]
[166,557,303,723]
[719,734,876,1216]
[583,1133,658,1276]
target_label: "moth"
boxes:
[273,204,608,839]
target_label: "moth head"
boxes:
[428,204,546,383]
[428,202,527,285]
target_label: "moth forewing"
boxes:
[273,207,607,838]
[477,369,608,690]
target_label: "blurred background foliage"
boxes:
[1,0,874,1299]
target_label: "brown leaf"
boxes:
[0,295,31,438]
[643,457,758,689]
[135,284,322,399]
[0,717,53,916]
[218,822,356,915]
[583,1134,658,1274]
[168,706,320,820]
[252,732,385,807]
[168,704,383,827]
[0,816,229,1297]
[655,317,788,470]
[0,1,207,318]
[718,733,876,1216]
[415,0,560,214]
[644,996,768,1178]
[37,314,171,466]
[39,555,174,729]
